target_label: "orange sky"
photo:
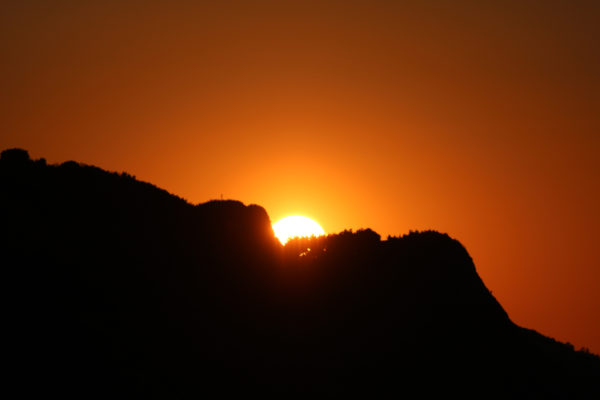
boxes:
[2,1,599,353]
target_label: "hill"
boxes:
[2,148,599,397]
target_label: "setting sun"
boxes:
[272,215,325,244]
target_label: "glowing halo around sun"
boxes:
[272,215,325,244]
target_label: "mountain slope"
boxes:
[2,148,599,396]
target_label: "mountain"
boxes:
[2,148,599,397]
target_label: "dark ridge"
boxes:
[2,149,599,397]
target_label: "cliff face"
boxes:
[1,149,599,397]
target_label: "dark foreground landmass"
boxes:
[2,148,599,397]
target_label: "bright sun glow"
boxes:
[272,215,325,244]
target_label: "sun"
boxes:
[272,215,325,244]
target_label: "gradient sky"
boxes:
[2,0,599,353]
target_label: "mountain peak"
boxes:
[1,149,598,396]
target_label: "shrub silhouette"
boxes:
[1,148,30,164]
[1,148,599,397]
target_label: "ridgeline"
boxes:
[2,148,599,397]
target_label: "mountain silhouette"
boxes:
[2,148,599,397]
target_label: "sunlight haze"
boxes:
[1,0,598,354]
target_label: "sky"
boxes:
[1,0,599,353]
